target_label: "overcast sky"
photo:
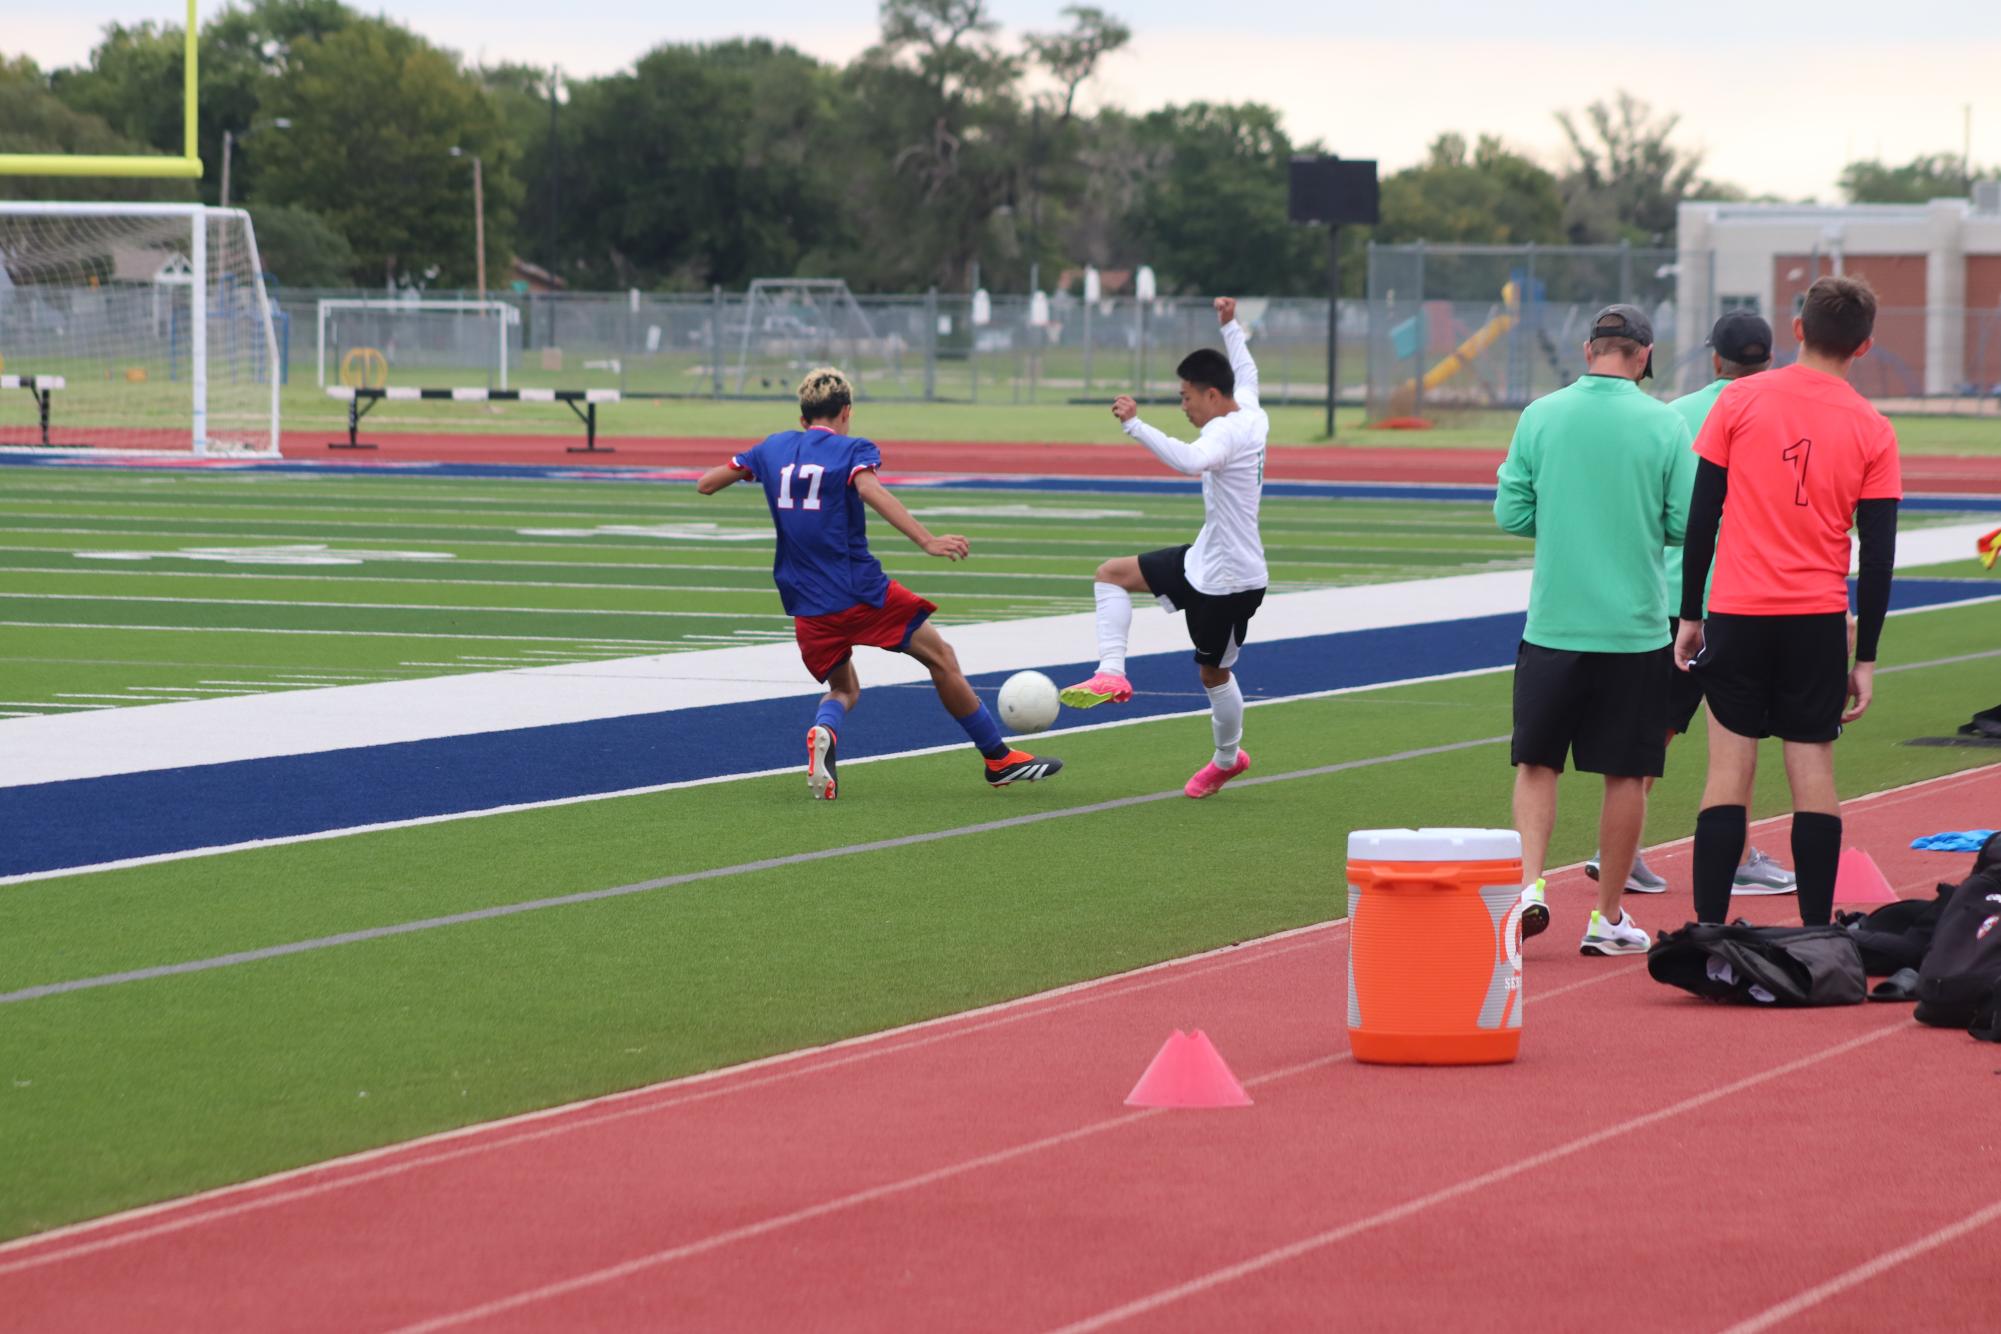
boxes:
[14,1,2001,201]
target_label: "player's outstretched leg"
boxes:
[1061,557,1144,708]
[806,660,860,801]
[903,623,1063,787]
[1184,664,1251,798]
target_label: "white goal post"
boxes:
[317,298,517,391]
[0,202,281,455]
[732,278,880,396]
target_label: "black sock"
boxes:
[1792,811,1843,926]
[1693,805,1746,923]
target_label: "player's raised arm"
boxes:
[854,470,969,560]
[1216,297,1260,409]
[1111,394,1229,476]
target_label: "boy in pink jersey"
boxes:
[1673,276,1902,926]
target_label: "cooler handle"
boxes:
[1363,867,1479,888]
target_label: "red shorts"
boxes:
[794,581,938,682]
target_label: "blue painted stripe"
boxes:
[1,578,1992,878]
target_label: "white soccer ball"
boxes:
[997,670,1062,734]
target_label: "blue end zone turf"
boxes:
[2,579,1993,878]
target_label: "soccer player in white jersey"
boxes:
[1060,296,1270,798]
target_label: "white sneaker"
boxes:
[1519,880,1549,940]
[1579,908,1651,956]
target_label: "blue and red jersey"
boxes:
[732,426,890,617]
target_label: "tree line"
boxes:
[2,0,1990,295]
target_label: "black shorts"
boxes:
[1512,642,1672,777]
[1138,544,1265,669]
[1666,617,1706,734]
[1693,611,1848,743]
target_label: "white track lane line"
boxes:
[1716,1198,2001,1333]
[1042,1022,1915,1334]
[384,963,1650,1333]
[0,920,1348,1271]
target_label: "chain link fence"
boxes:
[1363,243,1693,423]
[271,248,2001,419]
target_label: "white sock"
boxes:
[1094,582,1132,676]
[1206,677,1244,767]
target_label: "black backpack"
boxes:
[1914,867,2001,1040]
[1836,884,1954,975]
[1647,922,1867,1007]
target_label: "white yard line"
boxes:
[0,568,1530,787]
[0,667,1512,886]
[0,521,1990,791]
[0,592,788,620]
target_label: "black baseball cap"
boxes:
[1589,304,1654,379]
[1589,303,1654,346]
[1708,310,1774,364]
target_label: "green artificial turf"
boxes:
[3,599,1999,1238]
[0,470,1525,712]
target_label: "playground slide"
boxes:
[1384,282,1520,419]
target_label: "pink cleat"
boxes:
[1184,750,1251,799]
[1058,672,1133,709]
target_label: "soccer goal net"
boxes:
[731,279,886,396]
[318,299,517,392]
[0,203,281,454]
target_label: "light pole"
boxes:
[449,146,486,300]
[219,118,290,209]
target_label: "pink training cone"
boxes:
[1124,1029,1253,1108]
[1834,847,1899,905]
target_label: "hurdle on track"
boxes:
[324,386,619,454]
[2,375,66,448]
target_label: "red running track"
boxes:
[4,766,2001,1331]
[254,429,2001,491]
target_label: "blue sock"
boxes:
[812,697,846,737]
[954,702,1011,760]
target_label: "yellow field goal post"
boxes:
[0,5,284,455]
[0,0,204,180]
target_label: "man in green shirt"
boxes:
[1585,311,1798,897]
[1495,305,1697,956]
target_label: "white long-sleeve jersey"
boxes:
[1121,319,1269,595]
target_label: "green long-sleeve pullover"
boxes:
[1494,375,1698,653]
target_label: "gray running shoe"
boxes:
[1583,851,1669,894]
[1733,847,1797,896]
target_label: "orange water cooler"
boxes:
[1346,828,1525,1065]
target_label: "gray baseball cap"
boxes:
[1590,303,1654,345]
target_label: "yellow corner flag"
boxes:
[1980,527,2001,570]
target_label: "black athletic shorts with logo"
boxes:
[1667,617,1707,734]
[1692,611,1848,743]
[1138,544,1266,669]
[1511,642,1672,777]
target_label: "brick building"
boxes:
[1676,187,2001,397]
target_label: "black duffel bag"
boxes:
[1647,922,1867,1006]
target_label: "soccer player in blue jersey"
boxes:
[696,367,1062,800]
